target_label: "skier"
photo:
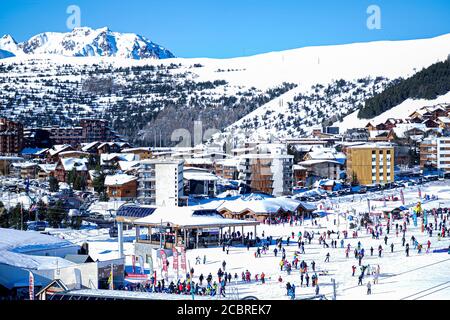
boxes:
[274,247,278,257]
[325,252,330,262]
[378,245,383,257]
[315,284,320,296]
[305,272,310,287]
[352,265,356,276]
[311,260,316,272]
[405,243,410,257]
[203,255,207,264]
[390,243,394,253]
[384,235,388,245]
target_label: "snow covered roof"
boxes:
[217,196,307,214]
[100,153,138,165]
[11,161,38,169]
[81,141,101,151]
[118,160,141,171]
[38,164,56,172]
[183,168,218,181]
[104,174,137,186]
[437,116,450,124]
[48,144,72,156]
[184,158,214,165]
[215,158,240,167]
[298,159,341,166]
[134,207,259,228]
[60,158,88,171]
[0,228,78,270]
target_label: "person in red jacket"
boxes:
[352,265,356,276]
[261,272,265,284]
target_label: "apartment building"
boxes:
[44,119,118,146]
[346,144,394,185]
[419,138,437,169]
[437,137,450,173]
[137,159,184,207]
[0,118,24,155]
[238,154,293,196]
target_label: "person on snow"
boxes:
[367,281,372,295]
[311,260,316,272]
[384,235,388,245]
[405,243,410,257]
[325,252,330,262]
[378,245,383,257]
[358,274,363,286]
[315,284,320,296]
[274,247,278,257]
[261,272,265,284]
[352,265,356,276]
[390,243,394,253]
[305,272,310,287]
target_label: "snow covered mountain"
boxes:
[0,32,449,146]
[0,27,174,60]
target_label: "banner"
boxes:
[180,246,187,273]
[173,247,179,271]
[29,271,34,300]
[138,255,145,275]
[160,249,168,272]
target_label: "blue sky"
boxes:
[0,0,449,58]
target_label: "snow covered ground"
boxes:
[50,180,450,300]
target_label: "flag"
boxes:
[400,189,405,205]
[29,271,34,300]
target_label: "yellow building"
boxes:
[346,144,394,185]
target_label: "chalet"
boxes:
[58,150,90,159]
[437,117,450,130]
[422,118,439,128]
[121,147,153,160]
[46,144,75,163]
[54,158,89,183]
[365,122,376,131]
[104,174,138,201]
[37,164,56,180]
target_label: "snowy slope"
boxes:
[0,27,174,60]
[1,32,449,144]
[335,91,450,131]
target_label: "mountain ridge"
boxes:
[0,27,174,60]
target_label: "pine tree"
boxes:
[49,176,59,192]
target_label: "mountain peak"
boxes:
[0,27,175,60]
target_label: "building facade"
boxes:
[346,144,394,185]
[437,137,450,173]
[238,154,293,196]
[137,160,184,206]
[0,118,24,155]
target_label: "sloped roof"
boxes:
[60,158,88,171]
[134,207,259,228]
[104,174,137,186]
